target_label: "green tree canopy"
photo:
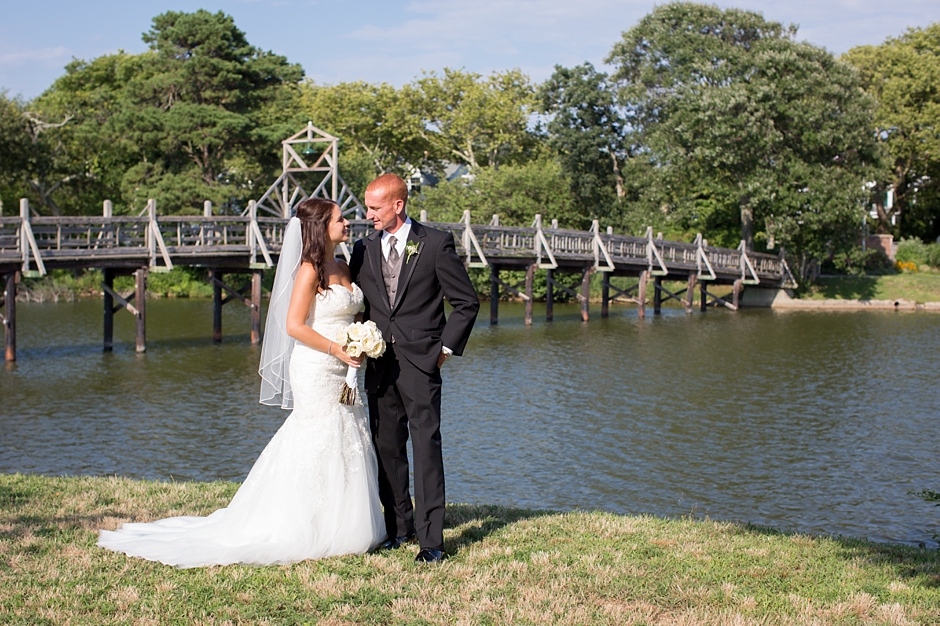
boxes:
[404,68,537,171]
[114,9,303,213]
[844,23,940,241]
[298,80,431,186]
[0,93,33,210]
[27,52,146,215]
[605,2,879,276]
[410,157,578,227]
[539,63,634,223]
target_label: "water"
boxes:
[2,298,939,546]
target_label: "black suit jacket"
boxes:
[349,221,480,389]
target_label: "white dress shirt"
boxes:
[381,218,412,262]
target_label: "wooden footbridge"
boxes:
[0,123,796,362]
[0,202,796,362]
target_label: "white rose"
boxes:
[347,324,367,341]
[346,341,363,358]
[369,339,386,358]
[337,329,349,343]
[364,320,378,331]
[361,335,376,353]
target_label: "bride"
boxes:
[98,198,386,567]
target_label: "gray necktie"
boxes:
[387,236,399,264]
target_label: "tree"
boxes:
[844,23,940,240]
[113,10,303,213]
[0,93,33,210]
[26,52,145,215]
[299,81,430,180]
[404,68,537,171]
[410,157,578,227]
[539,63,634,222]
[606,2,879,276]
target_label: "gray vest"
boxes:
[382,241,405,306]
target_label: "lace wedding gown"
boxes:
[98,283,386,567]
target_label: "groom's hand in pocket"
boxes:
[437,349,450,369]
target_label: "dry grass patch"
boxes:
[1,474,939,625]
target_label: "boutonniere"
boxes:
[405,240,420,263]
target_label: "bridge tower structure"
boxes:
[249,122,365,219]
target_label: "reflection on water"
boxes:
[2,298,939,546]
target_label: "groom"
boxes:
[349,173,479,563]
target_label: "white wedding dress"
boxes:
[98,283,386,567]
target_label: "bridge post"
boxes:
[103,268,114,352]
[637,271,648,319]
[700,280,708,312]
[580,267,591,322]
[211,269,223,342]
[524,263,536,326]
[685,273,696,314]
[3,271,15,362]
[601,272,610,318]
[545,269,553,322]
[135,267,147,353]
[251,269,263,344]
[489,266,499,325]
[732,279,742,311]
[653,276,663,314]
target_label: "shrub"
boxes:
[926,243,940,268]
[895,237,928,265]
[827,246,893,275]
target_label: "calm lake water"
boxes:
[2,298,939,546]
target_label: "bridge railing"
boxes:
[0,199,792,286]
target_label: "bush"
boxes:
[113,267,214,298]
[895,237,928,265]
[826,247,893,275]
[926,243,940,268]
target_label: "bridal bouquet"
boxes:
[337,321,386,405]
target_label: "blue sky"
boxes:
[2,0,939,99]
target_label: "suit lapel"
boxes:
[364,231,390,315]
[392,221,426,312]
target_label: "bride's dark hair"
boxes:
[295,198,339,293]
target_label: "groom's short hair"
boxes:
[366,173,409,207]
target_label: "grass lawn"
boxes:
[2,474,939,624]
[801,272,940,303]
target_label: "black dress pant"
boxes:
[368,344,445,551]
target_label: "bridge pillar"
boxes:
[135,267,147,353]
[732,279,742,311]
[3,271,15,362]
[524,263,536,326]
[601,272,610,318]
[251,269,263,344]
[685,273,696,314]
[637,271,648,319]
[580,267,592,322]
[103,268,114,352]
[211,269,223,342]
[489,266,499,325]
[653,276,663,314]
[545,269,553,322]
[700,280,708,312]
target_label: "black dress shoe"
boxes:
[414,548,445,563]
[381,533,416,550]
